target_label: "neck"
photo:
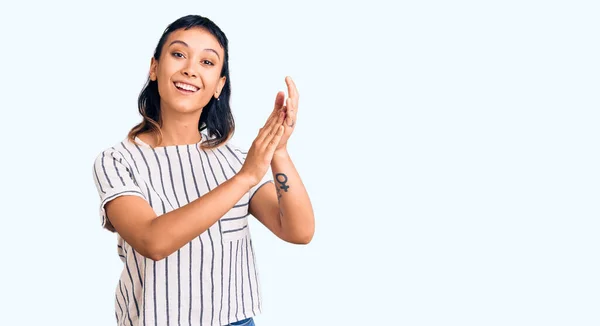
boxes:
[158,124,202,146]
[153,108,203,147]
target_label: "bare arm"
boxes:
[106,173,254,261]
[105,110,286,261]
[249,150,315,244]
[249,76,315,244]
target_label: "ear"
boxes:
[149,57,158,81]
[215,76,226,99]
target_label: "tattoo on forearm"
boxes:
[276,187,283,217]
[275,173,289,192]
[275,173,289,217]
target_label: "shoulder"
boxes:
[201,129,244,156]
[214,140,248,163]
[224,142,247,155]
[200,128,243,152]
[93,147,115,167]
[92,139,135,167]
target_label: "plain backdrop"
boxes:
[0,0,598,325]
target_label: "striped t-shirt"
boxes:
[92,130,272,326]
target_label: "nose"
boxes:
[182,69,197,78]
[182,62,198,78]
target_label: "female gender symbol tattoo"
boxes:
[275,173,289,192]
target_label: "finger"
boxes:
[263,107,280,128]
[273,91,285,113]
[285,76,299,108]
[285,98,295,128]
[267,113,284,144]
[271,108,285,131]
[270,109,285,137]
[263,111,279,128]
[257,110,284,144]
[263,91,285,124]
[263,115,285,151]
[266,125,285,155]
[262,103,285,131]
[264,91,284,123]
[281,105,291,127]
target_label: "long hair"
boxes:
[128,14,234,149]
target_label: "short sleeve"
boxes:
[249,163,274,202]
[92,149,146,229]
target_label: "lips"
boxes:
[174,81,199,92]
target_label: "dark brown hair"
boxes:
[128,14,234,149]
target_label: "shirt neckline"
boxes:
[133,132,206,150]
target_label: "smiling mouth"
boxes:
[174,82,199,93]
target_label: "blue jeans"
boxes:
[229,317,255,326]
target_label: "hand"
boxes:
[238,107,286,186]
[274,76,299,153]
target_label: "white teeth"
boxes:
[175,82,199,92]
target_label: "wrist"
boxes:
[273,148,290,161]
[232,172,256,191]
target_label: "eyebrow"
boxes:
[168,40,221,60]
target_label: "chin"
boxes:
[167,100,205,115]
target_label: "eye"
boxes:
[202,60,214,66]
[172,52,185,58]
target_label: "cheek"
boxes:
[205,73,223,92]
[156,67,172,90]
[156,78,172,98]
[157,59,179,82]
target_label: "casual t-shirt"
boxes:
[92,130,272,326]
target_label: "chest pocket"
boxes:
[219,191,251,242]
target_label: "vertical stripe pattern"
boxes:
[92,132,268,326]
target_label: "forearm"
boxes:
[270,149,315,243]
[147,173,253,259]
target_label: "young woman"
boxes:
[92,14,314,326]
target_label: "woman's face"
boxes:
[150,27,226,115]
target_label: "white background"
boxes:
[0,0,598,325]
